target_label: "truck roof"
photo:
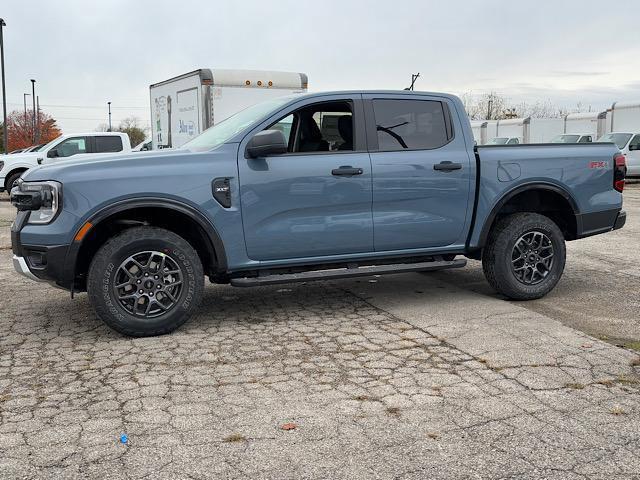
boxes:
[150,69,308,90]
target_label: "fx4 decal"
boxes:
[589,161,607,169]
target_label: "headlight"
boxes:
[11,180,62,224]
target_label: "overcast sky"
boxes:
[2,0,639,134]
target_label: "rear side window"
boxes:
[95,136,123,153]
[372,99,450,151]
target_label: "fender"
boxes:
[65,197,228,286]
[477,182,580,248]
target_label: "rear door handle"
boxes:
[332,166,363,176]
[433,161,462,172]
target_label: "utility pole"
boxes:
[108,101,112,131]
[36,95,39,137]
[0,18,7,155]
[30,79,36,143]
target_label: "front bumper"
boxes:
[12,254,41,282]
[11,211,73,290]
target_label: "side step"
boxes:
[230,259,467,287]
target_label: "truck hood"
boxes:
[1,152,40,167]
[21,146,235,183]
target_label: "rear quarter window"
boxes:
[95,136,123,153]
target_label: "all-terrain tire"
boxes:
[482,213,565,300]
[87,226,204,337]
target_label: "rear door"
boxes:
[364,94,472,251]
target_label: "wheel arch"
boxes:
[478,182,580,248]
[3,167,29,190]
[70,198,227,290]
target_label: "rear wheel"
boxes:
[87,226,204,337]
[482,213,565,300]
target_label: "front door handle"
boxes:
[332,166,363,176]
[433,161,462,172]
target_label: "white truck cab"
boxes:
[551,133,594,143]
[0,132,132,192]
[598,132,640,177]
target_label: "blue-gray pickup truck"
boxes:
[10,91,627,336]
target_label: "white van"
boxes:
[150,69,308,150]
[598,132,640,177]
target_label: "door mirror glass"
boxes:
[246,130,287,158]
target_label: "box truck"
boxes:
[564,111,608,139]
[150,69,308,150]
[609,101,640,133]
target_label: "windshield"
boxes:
[182,96,295,152]
[38,136,63,152]
[29,144,44,152]
[598,133,632,149]
[551,134,580,143]
[487,137,509,145]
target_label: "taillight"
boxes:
[614,153,626,193]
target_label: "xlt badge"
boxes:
[212,178,232,208]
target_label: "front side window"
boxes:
[487,137,509,145]
[629,135,640,150]
[507,138,519,144]
[56,137,88,157]
[372,99,449,151]
[267,101,354,153]
[95,136,123,153]
[578,135,592,143]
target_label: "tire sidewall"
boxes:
[495,216,566,299]
[92,235,202,335]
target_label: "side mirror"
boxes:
[47,148,59,158]
[629,144,640,151]
[246,130,287,158]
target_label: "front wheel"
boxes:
[87,226,204,337]
[482,213,566,300]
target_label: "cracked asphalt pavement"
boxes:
[1,187,639,479]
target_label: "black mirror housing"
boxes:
[246,130,287,158]
[629,144,640,151]
[47,149,59,158]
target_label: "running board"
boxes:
[230,259,467,287]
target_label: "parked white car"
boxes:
[598,132,640,178]
[0,132,132,192]
[551,133,594,143]
[486,136,521,145]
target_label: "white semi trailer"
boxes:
[150,69,308,150]
[564,111,608,139]
[609,101,640,132]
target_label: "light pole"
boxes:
[30,79,36,143]
[107,101,112,131]
[23,93,30,123]
[0,18,7,155]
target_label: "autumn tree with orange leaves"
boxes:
[6,110,61,151]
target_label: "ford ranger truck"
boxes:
[10,91,627,337]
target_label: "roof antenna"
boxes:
[404,73,420,91]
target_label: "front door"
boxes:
[364,94,473,251]
[626,134,640,177]
[238,96,374,261]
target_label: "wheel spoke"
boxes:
[510,231,554,286]
[113,250,184,319]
